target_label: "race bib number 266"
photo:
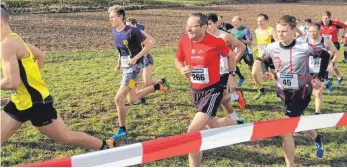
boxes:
[191,68,209,84]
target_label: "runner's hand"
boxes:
[311,78,322,90]
[128,58,138,66]
[114,65,121,73]
[227,76,236,93]
[181,65,192,80]
[262,72,272,80]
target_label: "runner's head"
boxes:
[257,13,269,29]
[232,16,242,29]
[308,22,321,39]
[217,15,224,26]
[126,17,137,27]
[206,13,218,33]
[304,18,312,27]
[321,11,331,25]
[186,13,208,41]
[1,4,10,29]
[276,15,296,44]
[108,5,125,28]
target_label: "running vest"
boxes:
[3,33,51,110]
[307,37,329,75]
[255,26,273,58]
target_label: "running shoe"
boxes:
[324,80,333,93]
[236,90,246,110]
[343,59,347,63]
[161,77,169,89]
[237,118,248,124]
[254,91,265,100]
[132,97,146,105]
[237,78,245,88]
[112,128,128,140]
[336,77,343,87]
[315,135,324,158]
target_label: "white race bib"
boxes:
[191,68,209,84]
[309,56,321,74]
[121,55,131,68]
[220,56,228,74]
[258,44,266,54]
[322,34,332,40]
[277,73,299,89]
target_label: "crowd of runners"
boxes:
[1,3,347,167]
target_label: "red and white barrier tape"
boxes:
[21,112,347,167]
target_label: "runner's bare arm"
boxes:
[241,28,253,45]
[225,34,245,62]
[140,30,156,45]
[327,39,339,63]
[27,43,45,69]
[1,41,21,90]
[132,38,154,61]
[226,50,236,73]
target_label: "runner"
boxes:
[206,13,246,120]
[175,13,239,166]
[262,15,328,166]
[252,13,278,100]
[125,17,169,105]
[217,15,234,32]
[231,16,254,88]
[108,5,167,140]
[0,4,115,149]
[296,17,310,42]
[320,11,346,87]
[307,23,339,114]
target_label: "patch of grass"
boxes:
[1,47,346,166]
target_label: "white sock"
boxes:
[337,76,342,80]
[230,92,239,101]
[230,112,240,120]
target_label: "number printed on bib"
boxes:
[121,55,131,68]
[191,68,209,84]
[309,56,321,74]
[322,34,332,40]
[277,73,299,89]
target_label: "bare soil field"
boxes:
[10,3,347,52]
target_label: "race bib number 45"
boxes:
[277,73,299,89]
[121,55,131,68]
[309,56,321,74]
[191,68,209,84]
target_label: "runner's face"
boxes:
[217,17,223,26]
[207,20,217,33]
[276,24,295,44]
[186,16,206,40]
[232,18,241,29]
[109,11,123,27]
[308,26,319,39]
[321,15,330,25]
[257,16,268,28]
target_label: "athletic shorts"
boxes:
[3,96,58,127]
[277,85,312,118]
[344,42,347,47]
[143,54,154,68]
[240,54,254,66]
[190,82,223,117]
[121,65,142,88]
[220,73,229,90]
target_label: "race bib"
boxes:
[277,73,299,89]
[258,44,266,54]
[191,68,209,84]
[121,55,131,68]
[309,56,321,74]
[322,34,332,40]
[220,56,228,74]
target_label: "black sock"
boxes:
[344,51,347,60]
[235,66,244,79]
[259,88,265,93]
[154,83,160,90]
[314,112,321,115]
[100,140,108,150]
[140,97,146,102]
[237,120,243,124]
[120,126,126,131]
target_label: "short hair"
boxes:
[218,15,223,19]
[1,4,9,23]
[108,5,126,21]
[126,17,137,25]
[322,11,331,18]
[258,13,269,21]
[206,13,218,23]
[277,15,296,29]
[308,22,321,30]
[190,13,208,26]
[304,18,312,23]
